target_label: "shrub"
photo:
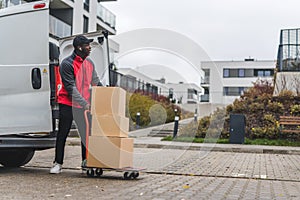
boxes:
[190,79,299,140]
[197,116,210,138]
[266,102,284,114]
[290,105,300,116]
[178,122,198,137]
[127,93,184,129]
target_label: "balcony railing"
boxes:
[97,3,116,29]
[277,28,300,72]
[49,15,71,38]
[201,76,210,84]
[187,93,198,100]
[201,94,209,102]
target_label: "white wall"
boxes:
[71,0,83,34]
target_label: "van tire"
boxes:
[0,149,35,167]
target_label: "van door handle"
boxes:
[32,68,41,89]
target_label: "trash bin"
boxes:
[229,114,246,144]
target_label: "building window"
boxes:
[245,69,254,77]
[224,68,239,77]
[238,69,245,77]
[188,89,197,99]
[239,87,245,95]
[264,70,271,76]
[169,88,174,99]
[83,15,89,33]
[223,87,248,96]
[84,0,90,12]
[201,87,209,102]
[223,68,273,78]
[223,69,229,77]
[146,83,151,94]
[202,69,210,84]
[254,69,274,77]
[229,69,238,77]
[257,70,264,77]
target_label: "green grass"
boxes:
[162,136,300,147]
[244,138,300,146]
[162,136,229,144]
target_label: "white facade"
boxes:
[2,0,117,38]
[117,68,169,94]
[66,0,116,35]
[165,83,204,104]
[117,68,204,105]
[200,59,276,105]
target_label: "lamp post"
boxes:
[194,108,198,122]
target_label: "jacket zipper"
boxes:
[82,62,85,102]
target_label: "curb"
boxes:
[134,143,300,155]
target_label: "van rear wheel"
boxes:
[0,149,35,167]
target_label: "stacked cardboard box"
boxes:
[87,87,133,169]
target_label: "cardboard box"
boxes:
[87,136,133,169]
[91,114,129,138]
[91,87,126,116]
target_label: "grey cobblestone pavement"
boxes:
[2,166,299,200]
[136,150,300,181]
[10,145,297,200]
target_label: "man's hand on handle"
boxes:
[84,104,91,111]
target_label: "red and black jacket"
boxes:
[58,52,101,108]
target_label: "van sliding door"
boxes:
[0,1,52,135]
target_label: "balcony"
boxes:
[49,15,71,38]
[201,94,209,102]
[186,93,198,104]
[97,3,116,29]
[201,76,210,84]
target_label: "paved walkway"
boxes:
[25,145,300,199]
[21,124,299,199]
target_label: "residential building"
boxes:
[274,28,300,95]
[165,82,203,104]
[201,59,276,105]
[114,68,204,106]
[113,68,168,99]
[2,0,117,42]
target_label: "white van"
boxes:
[0,0,110,167]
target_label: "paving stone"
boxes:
[1,145,294,199]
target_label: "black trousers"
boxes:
[54,104,88,165]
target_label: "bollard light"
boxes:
[136,112,141,129]
[173,116,179,138]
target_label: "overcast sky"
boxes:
[104,0,300,61]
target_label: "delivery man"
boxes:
[50,35,102,174]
